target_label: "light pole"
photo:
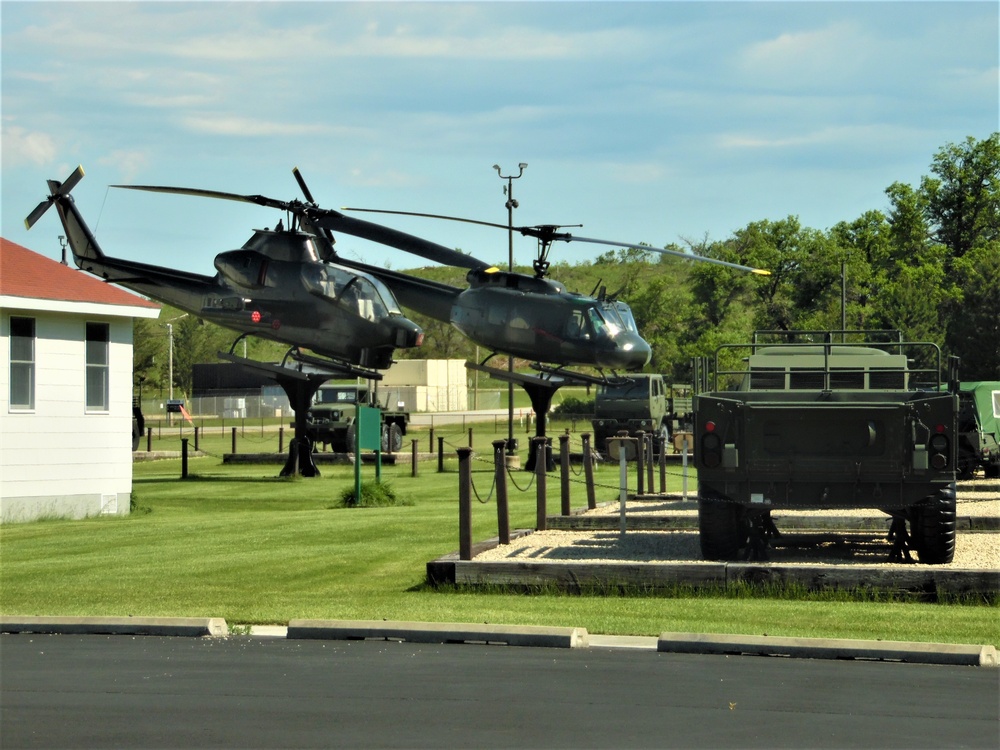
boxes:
[492,163,527,454]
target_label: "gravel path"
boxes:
[474,480,1000,569]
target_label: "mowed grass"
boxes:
[2,423,997,647]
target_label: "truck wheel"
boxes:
[909,488,957,565]
[345,424,356,453]
[698,492,747,561]
[386,423,403,453]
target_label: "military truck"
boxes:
[694,331,959,564]
[955,381,1000,479]
[591,374,693,456]
[305,382,409,453]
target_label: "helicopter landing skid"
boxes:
[282,347,385,382]
[529,362,631,388]
[217,351,364,478]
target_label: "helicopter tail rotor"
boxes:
[25,165,85,230]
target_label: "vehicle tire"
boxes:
[387,423,403,453]
[345,424,357,453]
[698,491,747,561]
[985,462,1000,479]
[131,419,141,452]
[909,487,957,565]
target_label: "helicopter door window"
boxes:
[565,310,587,339]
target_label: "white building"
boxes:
[379,359,469,412]
[1,239,160,523]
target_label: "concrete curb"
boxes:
[0,616,228,637]
[286,619,589,648]
[657,631,999,667]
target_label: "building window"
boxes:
[86,322,110,412]
[9,316,35,410]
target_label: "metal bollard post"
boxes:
[533,436,547,531]
[181,438,189,479]
[682,435,690,500]
[493,440,510,544]
[582,433,596,510]
[411,439,419,478]
[231,426,237,455]
[457,447,473,561]
[659,435,667,494]
[146,426,152,453]
[559,434,571,516]
[278,426,284,455]
[635,431,645,496]
[194,425,200,453]
[646,434,654,494]
[438,436,445,473]
[468,427,473,448]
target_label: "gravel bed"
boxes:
[474,481,1000,569]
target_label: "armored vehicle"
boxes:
[306,383,409,454]
[591,374,693,455]
[694,331,959,564]
[955,381,1000,479]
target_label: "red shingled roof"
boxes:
[0,238,158,309]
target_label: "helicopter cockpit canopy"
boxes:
[301,264,401,322]
[610,301,638,333]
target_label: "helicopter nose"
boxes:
[619,334,652,370]
[393,317,424,349]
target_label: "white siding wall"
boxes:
[1,309,135,522]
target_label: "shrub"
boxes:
[335,480,413,508]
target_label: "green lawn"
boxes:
[2,434,997,647]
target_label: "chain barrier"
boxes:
[469,471,497,504]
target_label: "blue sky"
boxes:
[2,1,997,275]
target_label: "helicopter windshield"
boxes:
[301,264,402,319]
[610,301,638,333]
[587,306,621,339]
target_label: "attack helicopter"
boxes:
[25,166,427,477]
[24,166,425,374]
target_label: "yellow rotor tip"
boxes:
[752,269,772,276]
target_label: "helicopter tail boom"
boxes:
[25,166,108,265]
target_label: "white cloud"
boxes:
[97,150,151,182]
[1,125,57,166]
[178,115,334,137]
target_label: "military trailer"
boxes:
[591,374,693,456]
[694,331,959,564]
[955,381,1000,479]
[306,382,409,454]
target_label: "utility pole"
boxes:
[493,163,527,454]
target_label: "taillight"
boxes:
[928,429,950,470]
[701,429,722,468]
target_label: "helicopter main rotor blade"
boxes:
[112,184,295,212]
[344,206,512,232]
[311,212,489,271]
[558,234,772,276]
[292,167,317,205]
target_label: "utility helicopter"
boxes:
[24,166,425,375]
[334,207,772,378]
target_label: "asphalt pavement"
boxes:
[3,632,998,749]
